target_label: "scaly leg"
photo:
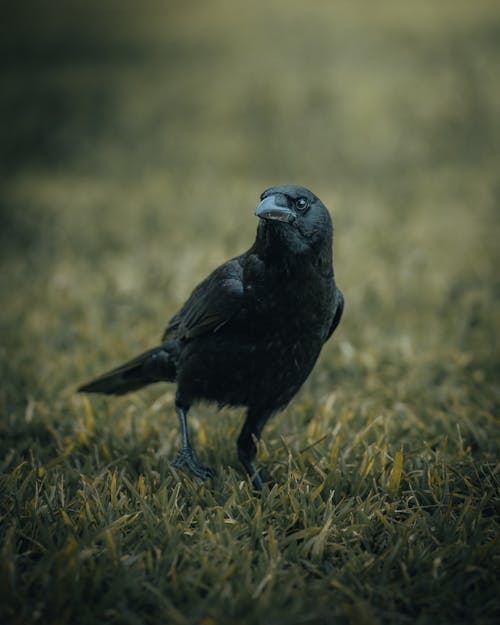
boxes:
[237,407,272,490]
[172,403,214,480]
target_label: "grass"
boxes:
[1,1,499,623]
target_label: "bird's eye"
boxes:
[296,197,308,210]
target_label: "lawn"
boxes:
[1,1,499,623]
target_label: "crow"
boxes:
[78,185,344,489]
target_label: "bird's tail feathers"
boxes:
[77,343,177,395]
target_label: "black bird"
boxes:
[78,185,344,489]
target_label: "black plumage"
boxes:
[78,185,344,489]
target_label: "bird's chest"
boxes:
[243,280,328,407]
[244,268,330,338]
[237,275,330,390]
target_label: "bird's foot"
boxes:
[251,471,264,492]
[240,457,264,491]
[173,446,215,480]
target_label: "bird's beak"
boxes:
[255,195,295,224]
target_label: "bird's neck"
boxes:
[252,223,333,278]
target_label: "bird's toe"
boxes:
[173,446,214,481]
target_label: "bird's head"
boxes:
[255,185,332,255]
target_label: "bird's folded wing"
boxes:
[162,258,244,341]
[325,287,344,341]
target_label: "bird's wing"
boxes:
[325,287,344,341]
[162,258,244,341]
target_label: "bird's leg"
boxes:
[172,403,214,480]
[237,408,272,491]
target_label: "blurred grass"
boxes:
[1,1,499,624]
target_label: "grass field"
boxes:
[1,1,499,623]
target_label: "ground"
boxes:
[0,1,499,624]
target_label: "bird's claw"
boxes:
[173,446,215,480]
